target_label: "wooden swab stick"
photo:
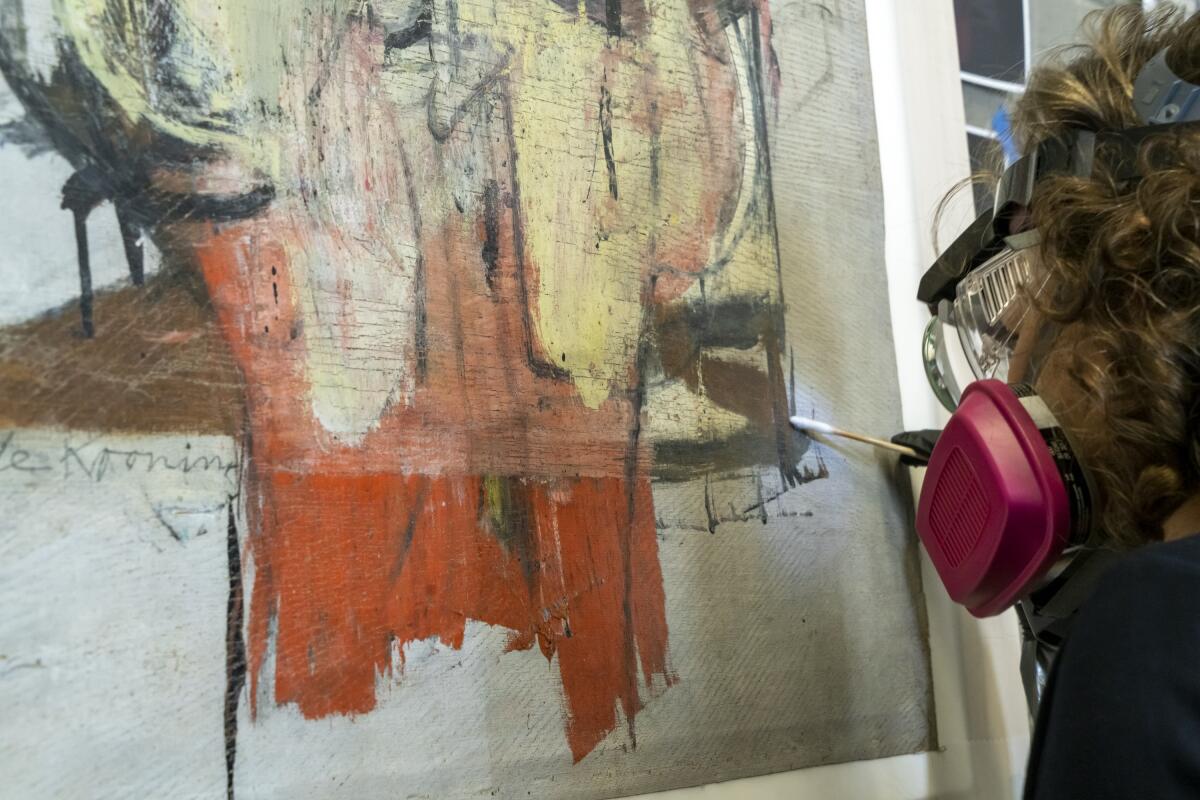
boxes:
[789,415,919,459]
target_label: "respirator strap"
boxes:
[1015,547,1124,716]
[1134,48,1200,125]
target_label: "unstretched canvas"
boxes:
[0,0,934,797]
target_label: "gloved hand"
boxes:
[890,429,941,467]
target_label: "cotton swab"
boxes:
[789,416,919,459]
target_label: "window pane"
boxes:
[955,0,1025,84]
[967,134,1004,214]
[962,83,1011,132]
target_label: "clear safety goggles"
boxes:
[917,48,1200,412]
[922,237,1055,412]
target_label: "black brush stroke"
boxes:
[70,209,93,338]
[703,474,719,533]
[647,8,770,283]
[788,346,796,416]
[60,167,106,338]
[765,317,800,486]
[599,84,618,200]
[425,67,507,143]
[0,114,54,156]
[384,6,431,53]
[650,427,813,482]
[753,472,769,524]
[224,499,246,800]
[148,185,276,224]
[481,181,502,292]
[619,273,657,749]
[647,100,660,204]
[389,478,430,581]
[115,201,145,286]
[396,144,429,382]
[739,10,799,487]
[605,0,622,37]
[0,44,274,226]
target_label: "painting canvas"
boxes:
[0,0,935,797]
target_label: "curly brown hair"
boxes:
[1004,6,1200,548]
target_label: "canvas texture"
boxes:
[0,0,934,797]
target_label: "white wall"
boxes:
[632,1,1032,797]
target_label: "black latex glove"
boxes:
[890,429,941,467]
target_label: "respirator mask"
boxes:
[907,48,1200,708]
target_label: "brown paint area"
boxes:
[0,268,242,434]
[655,300,784,429]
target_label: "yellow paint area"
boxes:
[50,0,362,177]
[48,0,757,416]
[469,0,745,407]
[54,0,240,151]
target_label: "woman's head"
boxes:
[1007,5,1200,548]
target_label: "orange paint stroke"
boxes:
[194,212,676,762]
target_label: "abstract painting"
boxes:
[0,0,934,797]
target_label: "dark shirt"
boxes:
[1024,534,1200,799]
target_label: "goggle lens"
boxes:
[953,247,1038,383]
[921,246,1049,411]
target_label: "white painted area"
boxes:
[0,431,237,799]
[0,427,931,799]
